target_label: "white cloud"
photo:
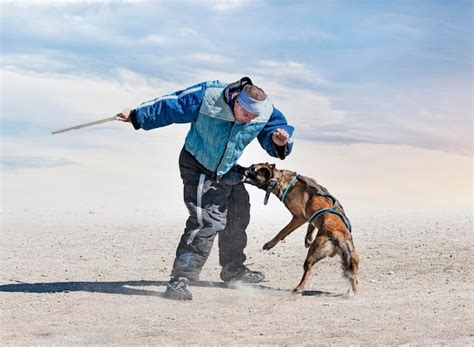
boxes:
[2,53,74,74]
[258,60,326,85]
[141,34,167,45]
[259,79,345,128]
[327,78,473,156]
[209,0,252,12]
[188,53,234,65]
[177,27,199,37]
[247,62,343,129]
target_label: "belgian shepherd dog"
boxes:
[238,163,359,295]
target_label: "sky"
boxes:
[1,0,472,215]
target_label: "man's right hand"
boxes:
[115,108,131,122]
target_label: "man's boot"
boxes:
[222,265,265,284]
[164,277,193,300]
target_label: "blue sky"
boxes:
[0,1,472,211]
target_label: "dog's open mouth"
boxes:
[236,164,262,187]
[236,164,254,183]
[237,164,278,206]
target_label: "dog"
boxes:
[238,163,359,295]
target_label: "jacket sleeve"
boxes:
[257,107,295,159]
[131,82,206,130]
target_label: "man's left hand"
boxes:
[272,128,289,146]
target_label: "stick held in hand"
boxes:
[51,116,117,135]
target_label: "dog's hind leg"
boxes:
[334,235,359,295]
[263,216,306,250]
[293,235,333,293]
[343,239,359,295]
[304,223,316,248]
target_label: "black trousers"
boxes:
[170,148,250,281]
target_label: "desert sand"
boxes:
[1,208,472,345]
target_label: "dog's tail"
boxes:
[337,236,359,294]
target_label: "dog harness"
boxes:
[278,174,352,233]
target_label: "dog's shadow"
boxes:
[0,280,339,298]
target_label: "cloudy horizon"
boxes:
[1,0,472,213]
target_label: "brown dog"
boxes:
[238,163,359,295]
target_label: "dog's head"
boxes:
[237,163,280,190]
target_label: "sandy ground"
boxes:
[1,208,473,345]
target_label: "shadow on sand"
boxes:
[0,280,339,298]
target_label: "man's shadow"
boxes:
[0,280,338,298]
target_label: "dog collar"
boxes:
[280,174,299,203]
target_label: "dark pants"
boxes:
[170,148,250,281]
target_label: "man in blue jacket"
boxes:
[117,77,294,300]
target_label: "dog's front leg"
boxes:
[263,217,306,250]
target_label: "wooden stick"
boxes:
[51,116,117,135]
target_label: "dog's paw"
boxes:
[292,287,303,294]
[263,241,275,250]
[304,238,312,248]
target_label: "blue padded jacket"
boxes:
[133,79,294,178]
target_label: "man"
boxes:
[116,77,294,300]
